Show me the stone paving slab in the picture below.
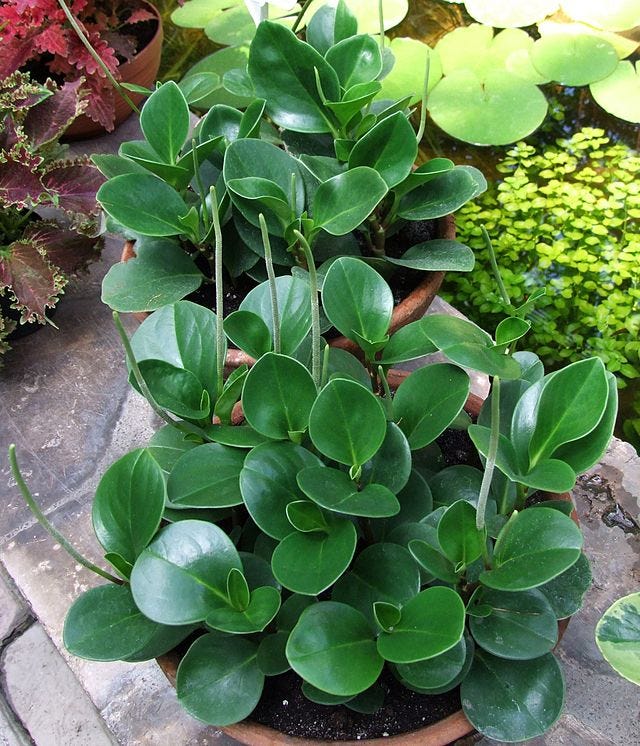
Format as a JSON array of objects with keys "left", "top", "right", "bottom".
[
  {"left": 0, "top": 570, "right": 30, "bottom": 647},
  {"left": 1, "top": 624, "right": 115, "bottom": 746}
]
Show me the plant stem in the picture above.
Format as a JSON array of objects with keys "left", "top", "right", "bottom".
[
  {"left": 320, "top": 342, "right": 330, "bottom": 387},
  {"left": 378, "top": 0, "right": 385, "bottom": 49},
  {"left": 476, "top": 376, "right": 501, "bottom": 531},
  {"left": 294, "top": 230, "right": 321, "bottom": 389},
  {"left": 368, "top": 216, "right": 386, "bottom": 257},
  {"left": 210, "top": 186, "right": 225, "bottom": 398},
  {"left": 56, "top": 0, "right": 140, "bottom": 115},
  {"left": 192, "top": 139, "right": 210, "bottom": 235},
  {"left": 481, "top": 225, "right": 511, "bottom": 308},
  {"left": 377, "top": 365, "right": 394, "bottom": 419},
  {"left": 259, "top": 213, "right": 281, "bottom": 354},
  {"left": 8, "top": 445, "right": 121, "bottom": 584},
  {"left": 416, "top": 52, "right": 431, "bottom": 144},
  {"left": 292, "top": 0, "right": 314, "bottom": 32}
]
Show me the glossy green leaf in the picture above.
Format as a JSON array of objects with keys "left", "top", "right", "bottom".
[
  {"left": 256, "top": 631, "right": 290, "bottom": 676},
  {"left": 272, "top": 516, "right": 357, "bottom": 595},
  {"left": 97, "top": 174, "right": 195, "bottom": 238},
  {"left": 408, "top": 539, "right": 459, "bottom": 584},
  {"left": 325, "top": 81, "right": 382, "bottom": 126},
  {"left": 92, "top": 153, "right": 149, "bottom": 178},
  {"left": 198, "top": 103, "right": 243, "bottom": 143},
  {"left": 140, "top": 82, "right": 190, "bottom": 164},
  {"left": 429, "top": 465, "right": 483, "bottom": 509},
  {"left": 240, "top": 442, "right": 323, "bottom": 539},
  {"left": 495, "top": 317, "right": 531, "bottom": 348},
  {"left": 385, "top": 239, "right": 475, "bottom": 272},
  {"left": 205, "top": 424, "right": 271, "bottom": 449},
  {"left": 183, "top": 45, "right": 252, "bottom": 109},
  {"left": 531, "top": 34, "right": 618, "bottom": 86},
  {"left": 92, "top": 449, "right": 165, "bottom": 565},
  {"left": 147, "top": 425, "right": 198, "bottom": 476},
  {"left": 384, "top": 470, "right": 433, "bottom": 533},
  {"left": 227, "top": 177, "right": 291, "bottom": 221},
  {"left": 277, "top": 594, "right": 318, "bottom": 632},
  {"left": 398, "top": 166, "right": 487, "bottom": 220},
  {"left": 309, "top": 378, "right": 387, "bottom": 466},
  {"left": 286, "top": 501, "right": 329, "bottom": 533},
  {"left": 241, "top": 276, "right": 312, "bottom": 356},
  {"left": 421, "top": 313, "right": 493, "bottom": 348},
  {"left": 178, "top": 72, "right": 221, "bottom": 106},
  {"left": 348, "top": 113, "right": 417, "bottom": 188},
  {"left": 64, "top": 584, "right": 159, "bottom": 661},
  {"left": 302, "top": 0, "right": 408, "bottom": 35},
  {"left": 302, "top": 683, "right": 354, "bottom": 705},
  {"left": 242, "top": 353, "right": 317, "bottom": 440},
  {"left": 101, "top": 239, "right": 202, "bottom": 313},
  {"left": 373, "top": 602, "right": 402, "bottom": 632},
  {"left": 225, "top": 311, "right": 272, "bottom": 359},
  {"left": 538, "top": 552, "right": 592, "bottom": 619},
  {"left": 397, "top": 158, "right": 455, "bottom": 196},
  {"left": 595, "top": 592, "right": 640, "bottom": 685},
  {"left": 480, "top": 508, "right": 583, "bottom": 592},
  {"left": 331, "top": 543, "right": 420, "bottom": 627},
  {"left": 461, "top": 651, "right": 564, "bottom": 741},
  {"left": 167, "top": 443, "right": 245, "bottom": 508},
  {"left": 442, "top": 342, "right": 522, "bottom": 379},
  {"left": 248, "top": 22, "right": 340, "bottom": 133},
  {"left": 130, "top": 520, "right": 242, "bottom": 624},
  {"left": 297, "top": 466, "right": 400, "bottom": 517},
  {"left": 378, "top": 320, "right": 437, "bottom": 365},
  {"left": 122, "top": 623, "right": 197, "bottom": 663},
  {"left": 437, "top": 500, "right": 484, "bottom": 566},
  {"left": 116, "top": 140, "right": 192, "bottom": 188},
  {"left": 326, "top": 34, "right": 382, "bottom": 88},
  {"left": 306, "top": 0, "right": 358, "bottom": 55},
  {"left": 393, "top": 364, "right": 470, "bottom": 449},
  {"left": 325, "top": 347, "right": 373, "bottom": 389},
  {"left": 396, "top": 637, "right": 467, "bottom": 691},
  {"left": 470, "top": 588, "right": 558, "bottom": 660},
  {"left": 321, "top": 257, "right": 393, "bottom": 350},
  {"left": 206, "top": 586, "right": 281, "bottom": 634},
  {"left": 360, "top": 422, "right": 412, "bottom": 494},
  {"left": 313, "top": 167, "right": 388, "bottom": 235},
  {"left": 213, "top": 366, "right": 248, "bottom": 425},
  {"left": 138, "top": 360, "right": 209, "bottom": 420},
  {"left": 377, "top": 587, "right": 465, "bottom": 663},
  {"left": 286, "top": 602, "right": 383, "bottom": 695},
  {"left": 177, "top": 633, "right": 263, "bottom": 726}
]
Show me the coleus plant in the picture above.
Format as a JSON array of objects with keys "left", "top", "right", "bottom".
[
  {"left": 0, "top": 0, "right": 157, "bottom": 130},
  {"left": 95, "top": 0, "right": 485, "bottom": 315},
  {"left": 10, "top": 236, "right": 616, "bottom": 741},
  {"left": 0, "top": 72, "right": 104, "bottom": 354}
]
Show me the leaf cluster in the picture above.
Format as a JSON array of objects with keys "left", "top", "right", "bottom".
[{"left": 63, "top": 257, "right": 615, "bottom": 742}]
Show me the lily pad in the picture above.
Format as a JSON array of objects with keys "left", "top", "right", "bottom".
[
  {"left": 560, "top": 0, "right": 640, "bottom": 32},
  {"left": 537, "top": 20, "right": 639, "bottom": 60},
  {"left": 464, "top": 0, "right": 559, "bottom": 28},
  {"left": 301, "top": 0, "right": 409, "bottom": 34},
  {"left": 531, "top": 34, "right": 618, "bottom": 86},
  {"left": 590, "top": 61, "right": 640, "bottom": 123},
  {"left": 428, "top": 69, "right": 548, "bottom": 146},
  {"left": 377, "top": 37, "right": 442, "bottom": 105}
]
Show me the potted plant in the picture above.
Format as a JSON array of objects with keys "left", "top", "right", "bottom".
[
  {"left": 10, "top": 223, "right": 616, "bottom": 741},
  {"left": 94, "top": 0, "right": 485, "bottom": 354},
  {"left": 0, "top": 71, "right": 105, "bottom": 358},
  {"left": 0, "top": 0, "right": 163, "bottom": 138}
]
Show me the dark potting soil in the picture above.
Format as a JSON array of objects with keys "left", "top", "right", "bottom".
[{"left": 250, "top": 668, "right": 461, "bottom": 741}]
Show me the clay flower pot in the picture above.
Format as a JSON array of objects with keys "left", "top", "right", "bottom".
[
  {"left": 121, "top": 214, "right": 455, "bottom": 369},
  {"left": 64, "top": 1, "right": 163, "bottom": 140},
  {"left": 154, "top": 386, "right": 576, "bottom": 746}
]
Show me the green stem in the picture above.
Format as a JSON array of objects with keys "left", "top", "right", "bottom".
[
  {"left": 259, "top": 213, "right": 281, "bottom": 354},
  {"left": 192, "top": 139, "right": 210, "bottom": 235},
  {"left": 210, "top": 187, "right": 225, "bottom": 398},
  {"left": 8, "top": 445, "right": 121, "bottom": 584},
  {"left": 378, "top": 0, "right": 385, "bottom": 49},
  {"left": 320, "top": 342, "right": 330, "bottom": 388},
  {"left": 294, "top": 230, "right": 321, "bottom": 389},
  {"left": 481, "top": 225, "right": 511, "bottom": 308},
  {"left": 476, "top": 376, "right": 501, "bottom": 531},
  {"left": 56, "top": 0, "right": 140, "bottom": 115},
  {"left": 377, "top": 366, "right": 394, "bottom": 419},
  {"left": 292, "top": 0, "right": 315, "bottom": 32},
  {"left": 415, "top": 52, "right": 431, "bottom": 144}
]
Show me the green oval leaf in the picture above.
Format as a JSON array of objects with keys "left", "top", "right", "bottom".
[
  {"left": 286, "top": 602, "right": 383, "bottom": 696},
  {"left": 360, "top": 421, "right": 412, "bottom": 494},
  {"left": 531, "top": 34, "right": 618, "bottom": 86},
  {"left": 385, "top": 239, "right": 475, "bottom": 272},
  {"left": 590, "top": 61, "right": 640, "bottom": 124},
  {"left": 538, "top": 552, "right": 592, "bottom": 619},
  {"left": 167, "top": 443, "right": 245, "bottom": 508},
  {"left": 313, "top": 167, "right": 388, "bottom": 235},
  {"left": 596, "top": 592, "right": 640, "bottom": 685},
  {"left": 326, "top": 34, "right": 383, "bottom": 89},
  {"left": 205, "top": 586, "right": 281, "bottom": 634},
  {"left": 398, "top": 166, "right": 487, "bottom": 220},
  {"left": 140, "top": 81, "right": 190, "bottom": 164},
  {"left": 437, "top": 499, "right": 485, "bottom": 566},
  {"left": 396, "top": 637, "right": 467, "bottom": 691}
]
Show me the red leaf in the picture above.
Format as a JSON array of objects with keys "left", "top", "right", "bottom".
[
  {"left": 0, "top": 36, "right": 36, "bottom": 79},
  {"left": 0, "top": 240, "right": 62, "bottom": 322},
  {"left": 126, "top": 8, "right": 155, "bottom": 24},
  {"left": 35, "top": 26, "right": 70, "bottom": 56},
  {"left": 42, "top": 161, "right": 104, "bottom": 215},
  {"left": 23, "top": 222, "right": 101, "bottom": 275},
  {"left": 0, "top": 115, "right": 21, "bottom": 151},
  {"left": 23, "top": 79, "right": 88, "bottom": 147},
  {"left": 0, "top": 156, "right": 45, "bottom": 208},
  {"left": 80, "top": 76, "right": 116, "bottom": 130}
]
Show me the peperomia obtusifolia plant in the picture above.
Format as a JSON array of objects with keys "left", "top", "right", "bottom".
[
  {"left": 95, "top": 0, "right": 485, "bottom": 315},
  {"left": 10, "top": 223, "right": 617, "bottom": 742}
]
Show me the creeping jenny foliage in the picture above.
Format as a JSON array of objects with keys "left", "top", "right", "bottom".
[{"left": 444, "top": 128, "right": 640, "bottom": 438}]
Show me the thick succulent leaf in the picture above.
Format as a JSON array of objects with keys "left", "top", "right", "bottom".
[
  {"left": 206, "top": 586, "right": 281, "bottom": 634},
  {"left": 360, "top": 422, "right": 412, "bottom": 494},
  {"left": 398, "top": 166, "right": 487, "bottom": 220},
  {"left": 326, "top": 34, "right": 383, "bottom": 88},
  {"left": 385, "top": 239, "right": 475, "bottom": 272},
  {"left": 177, "top": 633, "right": 264, "bottom": 726},
  {"left": 595, "top": 592, "right": 640, "bottom": 685},
  {"left": 92, "top": 448, "right": 165, "bottom": 565},
  {"left": 437, "top": 499, "right": 485, "bottom": 567},
  {"left": 306, "top": 1, "right": 358, "bottom": 55},
  {"left": 140, "top": 81, "right": 190, "bottom": 164},
  {"left": 461, "top": 651, "right": 564, "bottom": 741},
  {"left": 396, "top": 637, "right": 467, "bottom": 691},
  {"left": 286, "top": 602, "right": 383, "bottom": 695},
  {"left": 167, "top": 443, "right": 245, "bottom": 508},
  {"left": 538, "top": 552, "right": 592, "bottom": 619},
  {"left": 130, "top": 520, "right": 242, "bottom": 624}
]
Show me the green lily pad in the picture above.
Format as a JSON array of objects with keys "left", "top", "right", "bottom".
[
  {"left": 560, "top": 0, "right": 640, "bottom": 31},
  {"left": 590, "top": 61, "right": 640, "bottom": 123},
  {"left": 531, "top": 34, "right": 618, "bottom": 86},
  {"left": 377, "top": 37, "right": 442, "bottom": 105},
  {"left": 464, "top": 0, "right": 559, "bottom": 28},
  {"left": 428, "top": 68, "right": 548, "bottom": 146}
]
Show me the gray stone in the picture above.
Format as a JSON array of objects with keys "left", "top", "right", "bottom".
[
  {"left": 0, "top": 692, "right": 31, "bottom": 746},
  {"left": 0, "top": 570, "right": 30, "bottom": 645},
  {"left": 1, "top": 624, "right": 115, "bottom": 746}
]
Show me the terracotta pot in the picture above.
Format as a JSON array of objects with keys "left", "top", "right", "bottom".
[
  {"left": 121, "top": 214, "right": 454, "bottom": 368},
  {"left": 63, "top": 1, "right": 163, "bottom": 140},
  {"left": 155, "top": 386, "right": 577, "bottom": 746}
]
